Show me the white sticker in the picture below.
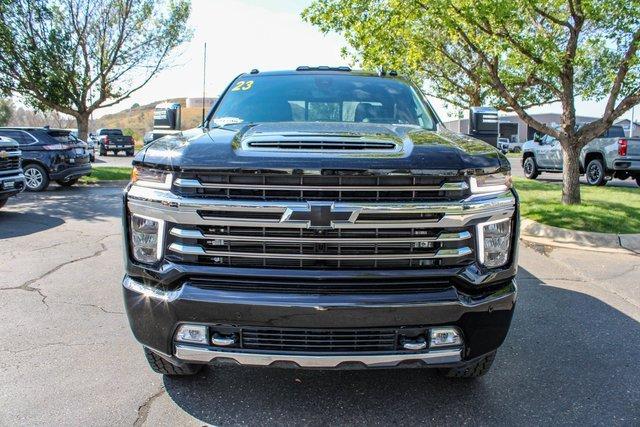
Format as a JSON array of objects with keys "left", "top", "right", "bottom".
[{"left": 213, "top": 117, "right": 244, "bottom": 126}]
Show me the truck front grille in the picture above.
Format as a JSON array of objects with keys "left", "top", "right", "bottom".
[
  {"left": 0, "top": 157, "right": 20, "bottom": 173},
  {"left": 166, "top": 224, "right": 474, "bottom": 269},
  {"left": 173, "top": 171, "right": 470, "bottom": 202},
  {"left": 240, "top": 327, "right": 400, "bottom": 352}
]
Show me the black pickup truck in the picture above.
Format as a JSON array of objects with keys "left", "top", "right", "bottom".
[
  {"left": 94, "top": 128, "right": 135, "bottom": 156},
  {"left": 122, "top": 68, "right": 518, "bottom": 378}
]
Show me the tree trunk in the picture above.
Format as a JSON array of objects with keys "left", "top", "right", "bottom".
[
  {"left": 76, "top": 114, "right": 90, "bottom": 142},
  {"left": 561, "top": 142, "right": 582, "bottom": 205}
]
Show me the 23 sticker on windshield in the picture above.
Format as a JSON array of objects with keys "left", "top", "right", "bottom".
[{"left": 231, "top": 80, "right": 254, "bottom": 91}]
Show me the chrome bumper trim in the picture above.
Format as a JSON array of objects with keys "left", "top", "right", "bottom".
[{"left": 174, "top": 344, "right": 462, "bottom": 367}]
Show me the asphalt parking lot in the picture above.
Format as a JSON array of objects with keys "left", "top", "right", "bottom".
[{"left": 1, "top": 185, "right": 638, "bottom": 425}]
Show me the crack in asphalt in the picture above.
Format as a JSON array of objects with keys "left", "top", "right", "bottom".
[
  {"left": 134, "top": 388, "right": 165, "bottom": 427},
  {"left": 60, "top": 301, "right": 125, "bottom": 315},
  {"left": 0, "top": 242, "right": 108, "bottom": 308}
]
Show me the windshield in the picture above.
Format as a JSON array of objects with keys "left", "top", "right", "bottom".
[{"left": 211, "top": 74, "right": 437, "bottom": 129}]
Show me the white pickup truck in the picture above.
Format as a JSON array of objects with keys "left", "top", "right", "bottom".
[{"left": 522, "top": 125, "right": 640, "bottom": 186}]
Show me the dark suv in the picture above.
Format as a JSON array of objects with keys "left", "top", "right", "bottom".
[{"left": 0, "top": 127, "right": 92, "bottom": 191}]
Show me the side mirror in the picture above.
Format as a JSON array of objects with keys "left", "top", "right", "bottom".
[{"left": 533, "top": 133, "right": 542, "bottom": 143}]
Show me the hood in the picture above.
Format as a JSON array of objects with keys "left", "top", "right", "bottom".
[
  {"left": 136, "top": 122, "right": 509, "bottom": 175},
  {"left": 0, "top": 137, "right": 19, "bottom": 149}
]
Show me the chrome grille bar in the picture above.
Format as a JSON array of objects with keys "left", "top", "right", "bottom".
[
  {"left": 174, "top": 178, "right": 469, "bottom": 192},
  {"left": 168, "top": 242, "right": 472, "bottom": 260},
  {"left": 170, "top": 227, "right": 471, "bottom": 244}
]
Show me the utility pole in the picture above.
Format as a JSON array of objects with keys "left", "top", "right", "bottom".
[{"left": 201, "top": 42, "right": 207, "bottom": 125}]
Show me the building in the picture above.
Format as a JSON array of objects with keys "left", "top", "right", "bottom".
[
  {"left": 185, "top": 97, "right": 217, "bottom": 109},
  {"left": 444, "top": 113, "right": 600, "bottom": 142},
  {"left": 613, "top": 119, "right": 640, "bottom": 137}
]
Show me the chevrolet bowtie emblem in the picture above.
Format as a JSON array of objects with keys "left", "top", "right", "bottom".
[
  {"left": 282, "top": 203, "right": 359, "bottom": 229},
  {"left": 0, "top": 151, "right": 7, "bottom": 159}
]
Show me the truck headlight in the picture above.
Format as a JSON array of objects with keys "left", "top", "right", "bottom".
[
  {"left": 477, "top": 218, "right": 511, "bottom": 268},
  {"left": 131, "top": 166, "right": 173, "bottom": 190},
  {"left": 469, "top": 172, "right": 512, "bottom": 194},
  {"left": 130, "top": 214, "right": 164, "bottom": 264}
]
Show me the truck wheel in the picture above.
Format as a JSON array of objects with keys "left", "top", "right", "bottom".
[
  {"left": 0, "top": 199, "right": 7, "bottom": 209},
  {"left": 441, "top": 351, "right": 496, "bottom": 378},
  {"left": 99, "top": 147, "right": 107, "bottom": 156},
  {"left": 143, "top": 347, "right": 202, "bottom": 376},
  {"left": 586, "top": 159, "right": 606, "bottom": 186},
  {"left": 126, "top": 150, "right": 134, "bottom": 157},
  {"left": 56, "top": 178, "right": 79, "bottom": 187},
  {"left": 635, "top": 177, "right": 640, "bottom": 187},
  {"left": 23, "top": 164, "right": 50, "bottom": 192},
  {"left": 523, "top": 157, "right": 539, "bottom": 179}
]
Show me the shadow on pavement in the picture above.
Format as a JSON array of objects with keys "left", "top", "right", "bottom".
[
  {"left": 0, "top": 211, "right": 65, "bottom": 238},
  {"left": 163, "top": 267, "right": 640, "bottom": 425},
  {"left": 0, "top": 186, "right": 122, "bottom": 238}
]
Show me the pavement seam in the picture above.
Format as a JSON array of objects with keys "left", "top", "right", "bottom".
[
  {"left": 0, "top": 341, "right": 111, "bottom": 354},
  {"left": 134, "top": 387, "right": 165, "bottom": 427}
]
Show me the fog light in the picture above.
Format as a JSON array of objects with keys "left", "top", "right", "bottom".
[
  {"left": 430, "top": 327, "right": 462, "bottom": 348},
  {"left": 477, "top": 218, "right": 512, "bottom": 268},
  {"left": 130, "top": 214, "right": 164, "bottom": 264},
  {"left": 175, "top": 324, "right": 208, "bottom": 344}
]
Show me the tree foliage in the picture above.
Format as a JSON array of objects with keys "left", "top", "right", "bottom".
[
  {"left": 305, "top": 0, "right": 640, "bottom": 204},
  {"left": 0, "top": 0, "right": 192, "bottom": 140},
  {"left": 0, "top": 99, "right": 11, "bottom": 126}
]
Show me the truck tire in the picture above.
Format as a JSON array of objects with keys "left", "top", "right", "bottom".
[
  {"left": 56, "top": 178, "right": 79, "bottom": 187},
  {"left": 143, "top": 347, "right": 202, "bottom": 376},
  {"left": 126, "top": 150, "right": 134, "bottom": 157},
  {"left": 635, "top": 176, "right": 640, "bottom": 187},
  {"left": 23, "top": 164, "right": 50, "bottom": 192},
  {"left": 0, "top": 199, "right": 7, "bottom": 209},
  {"left": 586, "top": 158, "right": 606, "bottom": 186},
  {"left": 441, "top": 351, "right": 496, "bottom": 378},
  {"left": 523, "top": 157, "right": 539, "bottom": 179},
  {"left": 99, "top": 146, "right": 107, "bottom": 156}
]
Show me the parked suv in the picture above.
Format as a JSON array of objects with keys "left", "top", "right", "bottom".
[
  {"left": 522, "top": 125, "right": 640, "bottom": 186},
  {"left": 0, "top": 127, "right": 92, "bottom": 191},
  {"left": 122, "top": 68, "right": 518, "bottom": 379},
  {"left": 0, "top": 136, "right": 26, "bottom": 209}
]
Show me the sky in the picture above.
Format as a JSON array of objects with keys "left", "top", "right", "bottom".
[{"left": 97, "top": 0, "right": 637, "bottom": 124}]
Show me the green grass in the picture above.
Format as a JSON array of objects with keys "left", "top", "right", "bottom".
[
  {"left": 514, "top": 177, "right": 640, "bottom": 234},
  {"left": 80, "top": 167, "right": 132, "bottom": 183},
  {"left": 505, "top": 152, "right": 522, "bottom": 158}
]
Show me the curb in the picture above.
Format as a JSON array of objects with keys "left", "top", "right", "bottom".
[
  {"left": 78, "top": 180, "right": 130, "bottom": 188},
  {"left": 520, "top": 218, "right": 640, "bottom": 255}
]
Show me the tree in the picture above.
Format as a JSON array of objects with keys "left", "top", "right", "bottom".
[
  {"left": 305, "top": 0, "right": 640, "bottom": 204},
  {"left": 0, "top": 0, "right": 192, "bottom": 141},
  {"left": 0, "top": 99, "right": 11, "bottom": 126}
]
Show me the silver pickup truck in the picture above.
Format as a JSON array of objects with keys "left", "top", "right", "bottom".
[{"left": 522, "top": 125, "right": 640, "bottom": 186}]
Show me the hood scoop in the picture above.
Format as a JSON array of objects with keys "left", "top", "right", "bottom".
[
  {"left": 244, "top": 136, "right": 398, "bottom": 152},
  {"left": 238, "top": 122, "right": 403, "bottom": 153}
]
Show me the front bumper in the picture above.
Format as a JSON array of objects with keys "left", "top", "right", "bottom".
[
  {"left": 0, "top": 172, "right": 26, "bottom": 198},
  {"left": 123, "top": 275, "right": 516, "bottom": 368}
]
